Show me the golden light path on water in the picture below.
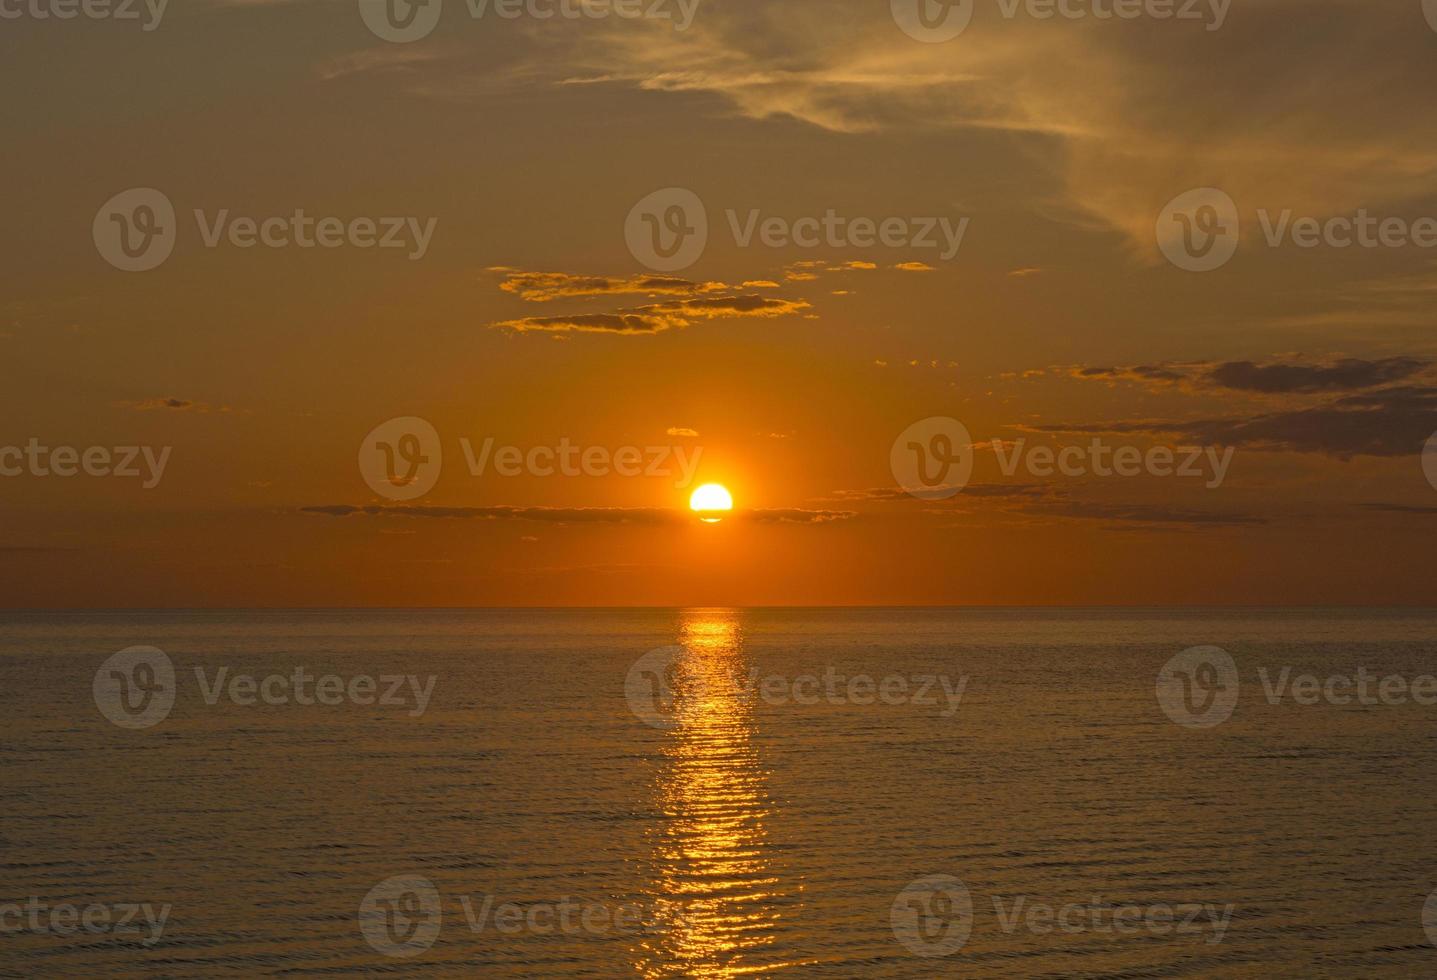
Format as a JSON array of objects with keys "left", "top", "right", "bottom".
[{"left": 634, "top": 611, "right": 808, "bottom": 977}]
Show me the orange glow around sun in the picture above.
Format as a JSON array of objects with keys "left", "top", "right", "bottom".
[{"left": 689, "top": 484, "right": 734, "bottom": 523}]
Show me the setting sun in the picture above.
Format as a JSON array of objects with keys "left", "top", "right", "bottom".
[{"left": 689, "top": 483, "right": 734, "bottom": 523}]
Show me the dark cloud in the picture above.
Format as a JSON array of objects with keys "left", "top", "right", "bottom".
[
  {"left": 1069, "top": 365, "right": 1188, "bottom": 386},
  {"left": 1206, "top": 358, "right": 1427, "bottom": 394},
  {"left": 302, "top": 505, "right": 682, "bottom": 524},
  {"left": 491, "top": 268, "right": 730, "bottom": 303},
  {"left": 302, "top": 505, "right": 854, "bottom": 525},
  {"left": 749, "top": 508, "right": 856, "bottom": 524},
  {"left": 1064, "top": 357, "right": 1430, "bottom": 395},
  {"left": 1360, "top": 503, "right": 1437, "bottom": 516},
  {"left": 1033, "top": 386, "right": 1437, "bottom": 459},
  {"left": 116, "top": 397, "right": 233, "bottom": 413},
  {"left": 491, "top": 295, "right": 811, "bottom": 335},
  {"left": 828, "top": 483, "right": 1051, "bottom": 502},
  {"left": 1026, "top": 500, "right": 1268, "bottom": 529}
]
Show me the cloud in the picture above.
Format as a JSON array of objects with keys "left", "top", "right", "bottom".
[
  {"left": 1205, "top": 358, "right": 1428, "bottom": 394},
  {"left": 828, "top": 483, "right": 1050, "bottom": 502},
  {"left": 315, "top": 45, "right": 451, "bottom": 82},
  {"left": 1032, "top": 385, "right": 1437, "bottom": 458},
  {"left": 297, "top": 502, "right": 844, "bottom": 525},
  {"left": 490, "top": 294, "right": 811, "bottom": 334},
  {"left": 302, "top": 504, "right": 855, "bottom": 524},
  {"left": 116, "top": 397, "right": 233, "bottom": 413},
  {"left": 749, "top": 508, "right": 856, "bottom": 524},
  {"left": 893, "top": 261, "right": 935, "bottom": 272},
  {"left": 442, "top": 1, "right": 1437, "bottom": 255},
  {"left": 1065, "top": 357, "right": 1431, "bottom": 395},
  {"left": 1023, "top": 500, "right": 1268, "bottom": 529},
  {"left": 491, "top": 267, "right": 731, "bottom": 303},
  {"left": 1361, "top": 503, "right": 1437, "bottom": 515},
  {"left": 303, "top": 504, "right": 684, "bottom": 524},
  {"left": 829, "top": 483, "right": 1264, "bottom": 530},
  {"left": 1066, "top": 364, "right": 1201, "bottom": 389},
  {"left": 666, "top": 426, "right": 699, "bottom": 437}
]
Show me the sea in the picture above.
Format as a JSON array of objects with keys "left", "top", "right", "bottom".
[{"left": 3, "top": 607, "right": 1437, "bottom": 977}]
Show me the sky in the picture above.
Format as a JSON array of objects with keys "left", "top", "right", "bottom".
[{"left": 3, "top": 0, "right": 1437, "bottom": 606}]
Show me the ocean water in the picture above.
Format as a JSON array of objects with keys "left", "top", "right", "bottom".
[{"left": 3, "top": 607, "right": 1437, "bottom": 977}]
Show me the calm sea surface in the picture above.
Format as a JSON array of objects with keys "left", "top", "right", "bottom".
[{"left": 4, "top": 608, "right": 1437, "bottom": 977}]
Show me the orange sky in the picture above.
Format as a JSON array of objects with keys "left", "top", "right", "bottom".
[{"left": 3, "top": 0, "right": 1437, "bottom": 606}]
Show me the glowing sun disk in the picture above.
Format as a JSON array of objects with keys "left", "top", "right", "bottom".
[{"left": 689, "top": 483, "right": 734, "bottom": 523}]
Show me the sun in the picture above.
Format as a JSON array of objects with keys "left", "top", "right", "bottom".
[{"left": 689, "top": 483, "right": 734, "bottom": 523}]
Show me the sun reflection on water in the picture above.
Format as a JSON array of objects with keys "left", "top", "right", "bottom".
[{"left": 634, "top": 610, "right": 803, "bottom": 978}]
